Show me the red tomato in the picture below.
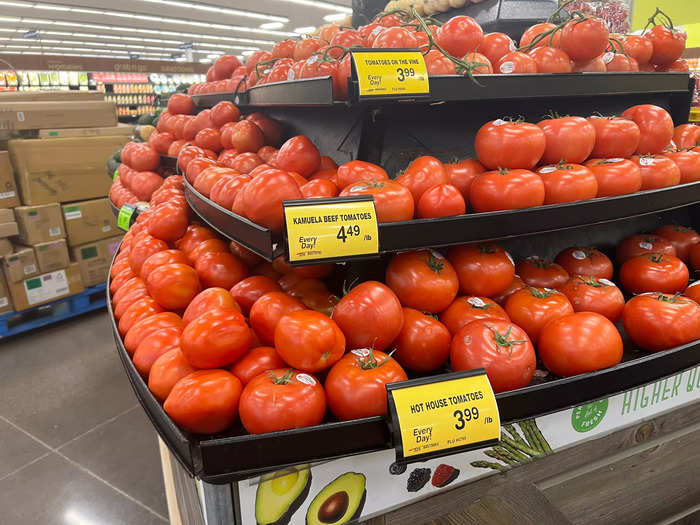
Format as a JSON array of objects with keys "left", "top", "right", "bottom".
[
  {"left": 274, "top": 310, "right": 345, "bottom": 372},
  {"left": 492, "top": 276, "right": 526, "bottom": 306},
  {"left": 537, "top": 117, "right": 595, "bottom": 164},
  {"left": 130, "top": 171, "right": 164, "bottom": 201},
  {"left": 187, "top": 238, "right": 229, "bottom": 264},
  {"left": 332, "top": 281, "right": 403, "bottom": 352},
  {"left": 167, "top": 93, "right": 195, "bottom": 115},
  {"left": 554, "top": 247, "right": 613, "bottom": 279},
  {"left": 516, "top": 257, "right": 569, "bottom": 289},
  {"left": 439, "top": 296, "right": 509, "bottom": 336},
  {"left": 469, "top": 168, "right": 545, "bottom": 212},
  {"left": 620, "top": 104, "right": 674, "bottom": 154},
  {"left": 527, "top": 46, "right": 572, "bottom": 73},
  {"left": 372, "top": 27, "right": 418, "bottom": 49},
  {"left": 616, "top": 233, "right": 677, "bottom": 263},
  {"left": 536, "top": 163, "right": 597, "bottom": 204},
  {"left": 655, "top": 59, "right": 690, "bottom": 72},
  {"left": 213, "top": 54, "right": 242, "bottom": 80},
  {"left": 148, "top": 349, "right": 197, "bottom": 402},
  {"left": 133, "top": 327, "right": 181, "bottom": 377},
  {"left": 128, "top": 234, "right": 169, "bottom": 276},
  {"left": 584, "top": 158, "right": 642, "bottom": 197},
  {"left": 147, "top": 202, "right": 188, "bottom": 243},
  {"left": 539, "top": 312, "right": 622, "bottom": 376},
  {"left": 209, "top": 174, "right": 251, "bottom": 210},
  {"left": 393, "top": 308, "right": 451, "bottom": 372},
  {"left": 673, "top": 124, "right": 700, "bottom": 149},
  {"left": 604, "top": 52, "right": 638, "bottom": 71},
  {"left": 182, "top": 288, "right": 238, "bottom": 326},
  {"left": 664, "top": 149, "right": 700, "bottom": 184},
  {"left": 505, "top": 287, "right": 574, "bottom": 343},
  {"left": 300, "top": 178, "right": 338, "bottom": 199},
  {"left": 228, "top": 153, "right": 263, "bottom": 174},
  {"left": 475, "top": 120, "right": 545, "bottom": 169},
  {"left": 325, "top": 349, "right": 407, "bottom": 421},
  {"left": 195, "top": 251, "right": 248, "bottom": 289},
  {"left": 495, "top": 51, "right": 538, "bottom": 74},
  {"left": 210, "top": 101, "right": 240, "bottom": 128},
  {"left": 275, "top": 136, "right": 320, "bottom": 178},
  {"left": 180, "top": 308, "right": 252, "bottom": 368},
  {"left": 587, "top": 116, "right": 640, "bottom": 158},
  {"left": 164, "top": 370, "right": 242, "bottom": 434},
  {"left": 437, "top": 16, "right": 483, "bottom": 57},
  {"left": 139, "top": 250, "right": 190, "bottom": 281},
  {"left": 645, "top": 24, "right": 687, "bottom": 66},
  {"left": 480, "top": 32, "right": 516, "bottom": 66},
  {"left": 631, "top": 154, "right": 680, "bottom": 190},
  {"left": 246, "top": 113, "right": 283, "bottom": 147},
  {"left": 230, "top": 276, "right": 282, "bottom": 315},
  {"left": 118, "top": 297, "right": 165, "bottom": 337},
  {"left": 520, "top": 22, "right": 560, "bottom": 49},
  {"left": 654, "top": 225, "right": 700, "bottom": 262},
  {"left": 335, "top": 160, "right": 388, "bottom": 189},
  {"left": 684, "top": 281, "right": 700, "bottom": 304},
  {"left": 559, "top": 276, "right": 625, "bottom": 321},
  {"left": 249, "top": 292, "right": 306, "bottom": 345},
  {"left": 184, "top": 156, "right": 218, "bottom": 185},
  {"left": 464, "top": 52, "right": 493, "bottom": 74},
  {"left": 148, "top": 131, "right": 175, "bottom": 155},
  {"left": 177, "top": 145, "right": 207, "bottom": 172},
  {"left": 450, "top": 319, "right": 535, "bottom": 393},
  {"left": 560, "top": 17, "right": 609, "bottom": 62},
  {"left": 447, "top": 243, "right": 515, "bottom": 297},
  {"left": 623, "top": 293, "right": 700, "bottom": 351},
  {"left": 689, "top": 243, "right": 700, "bottom": 270},
  {"left": 123, "top": 312, "right": 182, "bottom": 355},
  {"left": 445, "top": 158, "right": 485, "bottom": 200},
  {"left": 230, "top": 346, "right": 286, "bottom": 385},
  {"left": 417, "top": 184, "right": 466, "bottom": 218},
  {"left": 395, "top": 156, "right": 449, "bottom": 205},
  {"left": 619, "top": 253, "right": 689, "bottom": 294},
  {"left": 339, "top": 180, "right": 414, "bottom": 222},
  {"left": 238, "top": 170, "right": 303, "bottom": 232},
  {"left": 194, "top": 128, "right": 222, "bottom": 152},
  {"left": 272, "top": 39, "right": 296, "bottom": 59},
  {"left": 385, "top": 250, "right": 458, "bottom": 313},
  {"left": 572, "top": 55, "right": 607, "bottom": 72},
  {"left": 622, "top": 35, "right": 653, "bottom": 64},
  {"left": 146, "top": 263, "right": 201, "bottom": 311},
  {"left": 424, "top": 50, "right": 457, "bottom": 76},
  {"left": 228, "top": 120, "right": 265, "bottom": 153},
  {"left": 293, "top": 38, "right": 323, "bottom": 61},
  {"left": 245, "top": 50, "right": 273, "bottom": 73},
  {"left": 239, "top": 368, "right": 326, "bottom": 433}
]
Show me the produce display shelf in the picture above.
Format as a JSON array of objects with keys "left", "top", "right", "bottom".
[
  {"left": 185, "top": 178, "right": 700, "bottom": 262},
  {"left": 160, "top": 154, "right": 178, "bottom": 170}
]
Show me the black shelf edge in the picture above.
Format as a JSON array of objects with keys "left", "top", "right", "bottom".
[
  {"left": 160, "top": 154, "right": 178, "bottom": 170},
  {"left": 246, "top": 76, "right": 335, "bottom": 107},
  {"left": 190, "top": 91, "right": 247, "bottom": 109}
]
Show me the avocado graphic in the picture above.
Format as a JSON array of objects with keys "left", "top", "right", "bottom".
[
  {"left": 255, "top": 465, "right": 311, "bottom": 525},
  {"left": 306, "top": 472, "right": 366, "bottom": 525}
]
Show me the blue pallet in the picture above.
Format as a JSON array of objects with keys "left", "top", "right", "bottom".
[{"left": 0, "top": 283, "right": 107, "bottom": 339}]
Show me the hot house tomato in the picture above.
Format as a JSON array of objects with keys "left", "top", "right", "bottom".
[
  {"left": 475, "top": 120, "right": 546, "bottom": 169},
  {"left": 335, "top": 160, "right": 388, "bottom": 189},
  {"left": 445, "top": 158, "right": 485, "bottom": 200},
  {"left": 393, "top": 308, "right": 451, "bottom": 372},
  {"left": 559, "top": 276, "right": 625, "bottom": 322},
  {"left": 527, "top": 46, "right": 572, "bottom": 73},
  {"left": 587, "top": 116, "right": 640, "bottom": 158},
  {"left": 645, "top": 24, "right": 687, "bottom": 65},
  {"left": 664, "top": 149, "right": 700, "bottom": 184},
  {"left": 554, "top": 247, "right": 613, "bottom": 279},
  {"left": 623, "top": 293, "right": 700, "bottom": 351},
  {"left": 505, "top": 287, "right": 573, "bottom": 343},
  {"left": 274, "top": 310, "right": 345, "bottom": 372},
  {"left": 230, "top": 347, "right": 287, "bottom": 386},
  {"left": 537, "top": 163, "right": 598, "bottom": 204},
  {"left": 469, "top": 168, "right": 545, "bottom": 212},
  {"left": 620, "top": 104, "right": 674, "bottom": 154},
  {"left": 332, "top": 281, "right": 403, "bottom": 352},
  {"left": 538, "top": 312, "right": 622, "bottom": 377},
  {"left": 182, "top": 288, "right": 239, "bottom": 327},
  {"left": 537, "top": 117, "right": 595, "bottom": 164},
  {"left": 423, "top": 50, "right": 457, "bottom": 76},
  {"left": 450, "top": 319, "right": 535, "bottom": 393},
  {"left": 148, "top": 349, "right": 197, "bottom": 402},
  {"left": 439, "top": 296, "right": 509, "bottom": 336},
  {"left": 616, "top": 233, "right": 677, "bottom": 263},
  {"left": 249, "top": 292, "right": 306, "bottom": 345},
  {"left": 146, "top": 263, "right": 201, "bottom": 311},
  {"left": 395, "top": 156, "right": 449, "bottom": 205},
  {"left": 653, "top": 225, "right": 700, "bottom": 262},
  {"left": 622, "top": 34, "right": 653, "bottom": 64},
  {"left": 340, "top": 180, "right": 414, "bottom": 223},
  {"left": 436, "top": 15, "right": 483, "bottom": 57},
  {"left": 447, "top": 243, "right": 515, "bottom": 297},
  {"left": 164, "top": 370, "right": 242, "bottom": 434},
  {"left": 239, "top": 368, "right": 326, "bottom": 434},
  {"left": 516, "top": 257, "right": 569, "bottom": 289},
  {"left": 325, "top": 349, "right": 407, "bottom": 421},
  {"left": 230, "top": 276, "right": 282, "bottom": 315},
  {"left": 631, "top": 154, "right": 680, "bottom": 190},
  {"left": 417, "top": 184, "right": 466, "bottom": 218},
  {"left": 180, "top": 307, "right": 252, "bottom": 368},
  {"left": 584, "top": 158, "right": 642, "bottom": 197},
  {"left": 619, "top": 253, "right": 689, "bottom": 294},
  {"left": 560, "top": 17, "right": 609, "bottom": 62}
]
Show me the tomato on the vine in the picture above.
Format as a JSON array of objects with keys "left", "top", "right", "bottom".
[
  {"left": 520, "top": 23, "right": 560, "bottom": 49},
  {"left": 447, "top": 243, "right": 515, "bottom": 297},
  {"left": 495, "top": 52, "right": 538, "bottom": 74},
  {"left": 436, "top": 15, "right": 483, "bottom": 57},
  {"left": 439, "top": 296, "right": 510, "bottom": 336},
  {"left": 623, "top": 293, "right": 700, "bottom": 351},
  {"left": 555, "top": 247, "right": 613, "bottom": 279},
  {"left": 372, "top": 27, "right": 418, "bottom": 49},
  {"left": 274, "top": 310, "right": 345, "bottom": 372},
  {"left": 423, "top": 50, "right": 457, "bottom": 76},
  {"left": 619, "top": 253, "right": 689, "bottom": 294},
  {"left": 559, "top": 276, "right": 625, "bottom": 321},
  {"left": 393, "top": 308, "right": 451, "bottom": 372},
  {"left": 560, "top": 17, "right": 609, "bottom": 62},
  {"left": 475, "top": 120, "right": 546, "bottom": 169},
  {"left": 516, "top": 257, "right": 569, "bottom": 289},
  {"left": 645, "top": 24, "right": 687, "bottom": 65},
  {"left": 622, "top": 34, "right": 654, "bottom": 64},
  {"left": 505, "top": 287, "right": 574, "bottom": 343},
  {"left": 480, "top": 32, "right": 516, "bottom": 66},
  {"left": 527, "top": 46, "right": 572, "bottom": 73}
]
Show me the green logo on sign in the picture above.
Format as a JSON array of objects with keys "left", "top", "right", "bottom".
[{"left": 571, "top": 399, "right": 608, "bottom": 433}]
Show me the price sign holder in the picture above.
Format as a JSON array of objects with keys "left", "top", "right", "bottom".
[
  {"left": 283, "top": 196, "right": 379, "bottom": 266},
  {"left": 387, "top": 369, "right": 501, "bottom": 465},
  {"left": 350, "top": 48, "right": 430, "bottom": 101}
]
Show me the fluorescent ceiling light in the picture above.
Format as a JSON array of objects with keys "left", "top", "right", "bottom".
[
  {"left": 207, "top": 53, "right": 221, "bottom": 58},
  {"left": 275, "top": 0, "right": 351, "bottom": 13},
  {"left": 241, "top": 50, "right": 255, "bottom": 56},
  {"left": 323, "top": 13, "right": 347, "bottom": 22},
  {"left": 136, "top": 0, "right": 287, "bottom": 23},
  {"left": 260, "top": 22, "right": 284, "bottom": 29},
  {"left": 199, "top": 58, "right": 211, "bottom": 63},
  {"left": 294, "top": 26, "right": 315, "bottom": 34}
]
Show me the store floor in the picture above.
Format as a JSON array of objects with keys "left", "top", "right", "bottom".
[{"left": 0, "top": 310, "right": 168, "bottom": 524}]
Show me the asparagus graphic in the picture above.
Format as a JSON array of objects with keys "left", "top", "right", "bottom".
[{"left": 471, "top": 419, "right": 552, "bottom": 471}]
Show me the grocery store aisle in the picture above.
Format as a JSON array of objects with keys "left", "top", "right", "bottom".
[{"left": 0, "top": 310, "right": 168, "bottom": 524}]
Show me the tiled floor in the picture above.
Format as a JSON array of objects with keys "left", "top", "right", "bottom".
[{"left": 0, "top": 310, "right": 169, "bottom": 524}]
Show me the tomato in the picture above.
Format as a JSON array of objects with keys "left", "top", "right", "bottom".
[
  {"left": 505, "top": 287, "right": 573, "bottom": 343},
  {"left": 210, "top": 174, "right": 251, "bottom": 210},
  {"left": 113, "top": 285, "right": 150, "bottom": 319},
  {"left": 539, "top": 312, "right": 622, "bottom": 377},
  {"left": 450, "top": 319, "right": 535, "bottom": 393},
  {"left": 164, "top": 370, "right": 242, "bottom": 434},
  {"left": 584, "top": 158, "right": 642, "bottom": 197},
  {"left": 631, "top": 154, "right": 680, "bottom": 190},
  {"left": 213, "top": 54, "right": 242, "bottom": 80},
  {"left": 464, "top": 52, "right": 492, "bottom": 74},
  {"left": 673, "top": 124, "right": 700, "bottom": 149},
  {"left": 229, "top": 276, "right": 282, "bottom": 315},
  {"left": 300, "top": 178, "right": 338, "bottom": 199},
  {"left": 183, "top": 156, "right": 217, "bottom": 185},
  {"left": 416, "top": 184, "right": 466, "bottom": 218},
  {"left": 180, "top": 307, "right": 252, "bottom": 368},
  {"left": 616, "top": 233, "right": 677, "bottom": 263},
  {"left": 123, "top": 311, "right": 182, "bottom": 355},
  {"left": 229, "top": 347, "right": 284, "bottom": 386},
  {"left": 690, "top": 243, "right": 700, "bottom": 271},
  {"left": 554, "top": 247, "right": 613, "bottom": 279},
  {"left": 129, "top": 234, "right": 169, "bottom": 276},
  {"left": 293, "top": 38, "right": 323, "bottom": 61},
  {"left": 537, "top": 117, "right": 595, "bottom": 164},
  {"left": 480, "top": 32, "right": 516, "bottom": 66},
  {"left": 227, "top": 120, "right": 264, "bottom": 154},
  {"left": 559, "top": 276, "right": 625, "bottom": 321},
  {"left": 373, "top": 27, "right": 418, "bottom": 49},
  {"left": 146, "top": 263, "right": 201, "bottom": 311},
  {"left": 516, "top": 257, "right": 569, "bottom": 289},
  {"left": 130, "top": 171, "right": 164, "bottom": 202},
  {"left": 132, "top": 327, "right": 181, "bottom": 377},
  {"left": 332, "top": 281, "right": 403, "bottom": 351},
  {"left": 148, "top": 349, "right": 197, "bottom": 402},
  {"left": 619, "top": 253, "right": 688, "bottom": 294},
  {"left": 528, "top": 46, "right": 572, "bottom": 73},
  {"left": 587, "top": 116, "right": 640, "bottom": 158},
  {"left": 495, "top": 52, "right": 538, "bottom": 74},
  {"left": 395, "top": 156, "right": 449, "bottom": 205},
  {"left": 329, "top": 29, "right": 364, "bottom": 54},
  {"left": 520, "top": 23, "right": 560, "bottom": 49},
  {"left": 447, "top": 244, "right": 514, "bottom": 297},
  {"left": 423, "top": 50, "right": 457, "bottom": 76},
  {"left": 335, "top": 160, "right": 387, "bottom": 190},
  {"left": 194, "top": 128, "right": 222, "bottom": 152},
  {"left": 436, "top": 16, "right": 483, "bottom": 57},
  {"left": 684, "top": 281, "right": 700, "bottom": 304},
  {"left": 537, "top": 163, "right": 598, "bottom": 204},
  {"left": 339, "top": 179, "right": 414, "bottom": 222},
  {"left": 167, "top": 93, "right": 195, "bottom": 115},
  {"left": 439, "top": 296, "right": 509, "bottom": 336},
  {"left": 274, "top": 136, "right": 320, "bottom": 178},
  {"left": 239, "top": 368, "right": 325, "bottom": 433},
  {"left": 139, "top": 250, "right": 189, "bottom": 281},
  {"left": 148, "top": 131, "right": 175, "bottom": 155},
  {"left": 325, "top": 349, "right": 406, "bottom": 421},
  {"left": 623, "top": 293, "right": 700, "bottom": 351},
  {"left": 445, "top": 158, "right": 485, "bottom": 201},
  {"left": 249, "top": 292, "right": 306, "bottom": 345},
  {"left": 560, "top": 17, "right": 608, "bottom": 62},
  {"left": 210, "top": 100, "right": 240, "bottom": 128},
  {"left": 229, "top": 152, "right": 263, "bottom": 174},
  {"left": 469, "top": 168, "right": 545, "bottom": 212},
  {"left": 110, "top": 268, "right": 136, "bottom": 296},
  {"left": 390, "top": 308, "right": 451, "bottom": 373},
  {"left": 147, "top": 202, "right": 188, "bottom": 243},
  {"left": 385, "top": 250, "right": 458, "bottom": 313},
  {"left": 604, "top": 52, "right": 638, "bottom": 71},
  {"left": 656, "top": 59, "right": 690, "bottom": 72},
  {"left": 238, "top": 170, "right": 303, "bottom": 232},
  {"left": 194, "top": 251, "right": 248, "bottom": 289},
  {"left": 620, "top": 104, "right": 674, "bottom": 154},
  {"left": 182, "top": 288, "right": 238, "bottom": 327},
  {"left": 118, "top": 297, "right": 165, "bottom": 337},
  {"left": 572, "top": 55, "right": 607, "bottom": 72},
  {"left": 491, "top": 276, "right": 526, "bottom": 306},
  {"left": 654, "top": 225, "right": 700, "bottom": 262},
  {"left": 187, "top": 238, "right": 228, "bottom": 264},
  {"left": 246, "top": 113, "right": 282, "bottom": 147},
  {"left": 645, "top": 24, "right": 687, "bottom": 66},
  {"left": 664, "top": 149, "right": 700, "bottom": 184},
  {"left": 621, "top": 35, "right": 653, "bottom": 64},
  {"left": 475, "top": 120, "right": 545, "bottom": 170},
  {"left": 274, "top": 310, "right": 345, "bottom": 372}
]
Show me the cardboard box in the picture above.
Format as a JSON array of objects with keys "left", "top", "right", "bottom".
[
  {"left": 0, "top": 271, "right": 12, "bottom": 314},
  {"left": 62, "top": 198, "right": 118, "bottom": 246},
  {"left": 38, "top": 124, "right": 133, "bottom": 139},
  {"left": 7, "top": 262, "right": 84, "bottom": 311},
  {"left": 0, "top": 221, "right": 18, "bottom": 239},
  {"left": 71, "top": 235, "right": 122, "bottom": 287},
  {"left": 9, "top": 136, "right": 123, "bottom": 205},
  {"left": 0, "top": 101, "right": 117, "bottom": 131},
  {"left": 0, "top": 209, "right": 13, "bottom": 223},
  {"left": 0, "top": 151, "right": 20, "bottom": 208},
  {"left": 0, "top": 238, "right": 11, "bottom": 257},
  {"left": 0, "top": 91, "right": 104, "bottom": 102},
  {"left": 14, "top": 204, "right": 65, "bottom": 245},
  {"left": 32, "top": 239, "right": 70, "bottom": 273},
  {"left": 0, "top": 210, "right": 19, "bottom": 250},
  {"left": 2, "top": 247, "right": 38, "bottom": 283}
]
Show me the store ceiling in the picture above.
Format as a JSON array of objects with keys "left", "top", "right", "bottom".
[{"left": 0, "top": 0, "right": 352, "bottom": 63}]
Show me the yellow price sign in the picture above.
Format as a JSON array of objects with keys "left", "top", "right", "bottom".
[
  {"left": 387, "top": 370, "right": 501, "bottom": 463},
  {"left": 352, "top": 50, "right": 429, "bottom": 98},
  {"left": 283, "top": 197, "right": 379, "bottom": 264}
]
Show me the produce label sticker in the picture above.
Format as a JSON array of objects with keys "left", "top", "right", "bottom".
[
  {"left": 351, "top": 49, "right": 429, "bottom": 99},
  {"left": 117, "top": 204, "right": 136, "bottom": 231},
  {"left": 283, "top": 196, "right": 379, "bottom": 265},
  {"left": 387, "top": 369, "right": 501, "bottom": 464}
]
